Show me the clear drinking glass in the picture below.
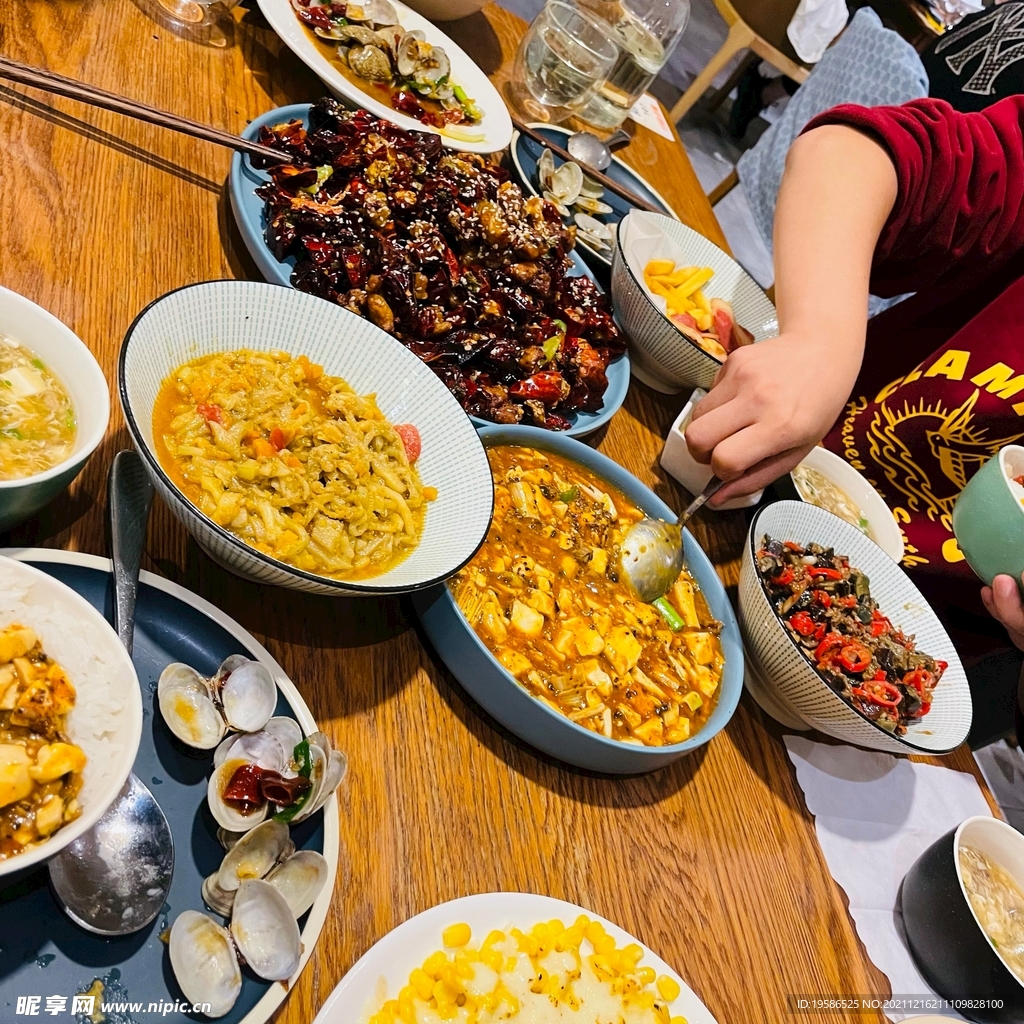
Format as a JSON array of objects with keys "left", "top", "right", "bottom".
[
  {"left": 511, "top": 1, "right": 620, "bottom": 122},
  {"left": 576, "top": 0, "right": 691, "bottom": 130}
]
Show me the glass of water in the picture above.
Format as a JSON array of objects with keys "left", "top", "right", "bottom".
[{"left": 512, "top": 2, "right": 620, "bottom": 122}]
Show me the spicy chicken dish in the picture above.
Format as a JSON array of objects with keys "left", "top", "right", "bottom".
[
  {"left": 450, "top": 446, "right": 724, "bottom": 746},
  {"left": 756, "top": 537, "right": 943, "bottom": 735},
  {"left": 153, "top": 348, "right": 435, "bottom": 581},
  {"left": 255, "top": 99, "right": 624, "bottom": 429},
  {"left": 0, "top": 623, "right": 86, "bottom": 860}
]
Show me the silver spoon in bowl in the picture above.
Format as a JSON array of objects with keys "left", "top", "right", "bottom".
[
  {"left": 618, "top": 476, "right": 726, "bottom": 605},
  {"left": 566, "top": 128, "right": 631, "bottom": 172},
  {"left": 48, "top": 451, "right": 174, "bottom": 935}
]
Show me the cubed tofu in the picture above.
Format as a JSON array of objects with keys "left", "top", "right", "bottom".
[
  {"left": 0, "top": 626, "right": 36, "bottom": 664},
  {"left": 498, "top": 649, "right": 533, "bottom": 679},
  {"left": 34, "top": 795, "right": 65, "bottom": 836},
  {"left": 670, "top": 580, "right": 700, "bottom": 627},
  {"left": 684, "top": 631, "right": 716, "bottom": 666},
  {"left": 695, "top": 665, "right": 719, "bottom": 697},
  {"left": 510, "top": 600, "right": 544, "bottom": 638},
  {"left": 0, "top": 664, "right": 17, "bottom": 710},
  {"left": 604, "top": 626, "right": 642, "bottom": 676},
  {"left": 573, "top": 628, "right": 605, "bottom": 658},
  {"left": 525, "top": 589, "right": 555, "bottom": 620},
  {"left": 633, "top": 717, "right": 664, "bottom": 745},
  {"left": 30, "top": 742, "right": 87, "bottom": 783},
  {"left": 0, "top": 744, "right": 33, "bottom": 808},
  {"left": 588, "top": 548, "right": 608, "bottom": 575}
]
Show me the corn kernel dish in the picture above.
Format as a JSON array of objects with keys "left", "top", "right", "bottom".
[
  {"left": 449, "top": 446, "right": 724, "bottom": 746},
  {"left": 0, "top": 622, "right": 86, "bottom": 860},
  {"left": 368, "top": 916, "right": 690, "bottom": 1024},
  {"left": 153, "top": 349, "right": 436, "bottom": 582}
]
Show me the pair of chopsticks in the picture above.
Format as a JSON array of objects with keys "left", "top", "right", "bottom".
[
  {"left": 0, "top": 55, "right": 294, "bottom": 165},
  {"left": 510, "top": 115, "right": 664, "bottom": 217}
]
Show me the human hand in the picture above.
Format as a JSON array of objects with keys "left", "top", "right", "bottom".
[
  {"left": 981, "top": 573, "right": 1024, "bottom": 651},
  {"left": 684, "top": 333, "right": 862, "bottom": 505}
]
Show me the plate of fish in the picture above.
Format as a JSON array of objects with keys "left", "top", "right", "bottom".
[
  {"left": 509, "top": 123, "right": 679, "bottom": 271},
  {"left": 0, "top": 548, "right": 342, "bottom": 1024},
  {"left": 228, "top": 99, "right": 631, "bottom": 437},
  {"left": 256, "top": 0, "right": 512, "bottom": 153}
]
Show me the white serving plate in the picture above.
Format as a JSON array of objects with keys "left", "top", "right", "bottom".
[
  {"left": 256, "top": 0, "right": 512, "bottom": 154},
  {"left": 313, "top": 892, "right": 719, "bottom": 1024}
]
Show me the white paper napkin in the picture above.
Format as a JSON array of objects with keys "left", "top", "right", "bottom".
[
  {"left": 787, "top": 0, "right": 849, "bottom": 63},
  {"left": 621, "top": 211, "right": 689, "bottom": 318},
  {"left": 784, "top": 735, "right": 993, "bottom": 1022}
]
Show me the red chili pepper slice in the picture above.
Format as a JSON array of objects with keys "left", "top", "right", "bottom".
[
  {"left": 839, "top": 596, "right": 858, "bottom": 608},
  {"left": 222, "top": 763, "right": 265, "bottom": 811},
  {"left": 813, "top": 623, "right": 827, "bottom": 641},
  {"left": 870, "top": 620, "right": 888, "bottom": 638},
  {"left": 789, "top": 611, "right": 816, "bottom": 637},
  {"left": 838, "top": 643, "right": 872, "bottom": 674},
  {"left": 808, "top": 566, "right": 843, "bottom": 580},
  {"left": 815, "top": 632, "right": 845, "bottom": 661},
  {"left": 852, "top": 679, "right": 902, "bottom": 708},
  {"left": 770, "top": 566, "right": 794, "bottom": 586},
  {"left": 873, "top": 669, "right": 888, "bottom": 681},
  {"left": 784, "top": 541, "right": 803, "bottom": 552},
  {"left": 911, "top": 701, "right": 932, "bottom": 718},
  {"left": 813, "top": 589, "right": 832, "bottom": 609},
  {"left": 197, "top": 403, "right": 223, "bottom": 426},
  {"left": 903, "top": 668, "right": 935, "bottom": 696}
]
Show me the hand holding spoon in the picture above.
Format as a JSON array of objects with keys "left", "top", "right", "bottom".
[
  {"left": 48, "top": 451, "right": 174, "bottom": 935},
  {"left": 618, "top": 477, "right": 725, "bottom": 605}
]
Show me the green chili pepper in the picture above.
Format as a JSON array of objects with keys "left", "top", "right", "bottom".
[
  {"left": 653, "top": 596, "right": 684, "bottom": 632},
  {"left": 542, "top": 335, "right": 562, "bottom": 363},
  {"left": 273, "top": 738, "right": 313, "bottom": 823},
  {"left": 559, "top": 485, "right": 577, "bottom": 503},
  {"left": 300, "top": 165, "right": 334, "bottom": 194}
]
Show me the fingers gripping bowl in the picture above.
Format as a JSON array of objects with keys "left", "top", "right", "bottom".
[
  {"left": 414, "top": 425, "right": 744, "bottom": 774},
  {"left": 0, "top": 556, "right": 142, "bottom": 882},
  {"left": 739, "top": 501, "right": 971, "bottom": 754},
  {"left": 118, "top": 280, "right": 494, "bottom": 596}
]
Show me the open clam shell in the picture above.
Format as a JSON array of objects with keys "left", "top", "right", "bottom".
[
  {"left": 551, "top": 161, "right": 583, "bottom": 205},
  {"left": 289, "top": 741, "right": 328, "bottom": 824},
  {"left": 220, "top": 660, "right": 277, "bottom": 734},
  {"left": 542, "top": 191, "right": 572, "bottom": 220},
  {"left": 263, "top": 716, "right": 303, "bottom": 757},
  {"left": 537, "top": 148, "right": 555, "bottom": 191},
  {"left": 228, "top": 730, "right": 287, "bottom": 772},
  {"left": 158, "top": 664, "right": 225, "bottom": 750},
  {"left": 202, "top": 874, "right": 237, "bottom": 917},
  {"left": 169, "top": 911, "right": 241, "bottom": 1019},
  {"left": 266, "top": 850, "right": 329, "bottom": 920},
  {"left": 574, "top": 195, "right": 614, "bottom": 216},
  {"left": 208, "top": 758, "right": 269, "bottom": 833},
  {"left": 581, "top": 176, "right": 605, "bottom": 198},
  {"left": 231, "top": 879, "right": 301, "bottom": 982},
  {"left": 217, "top": 819, "right": 294, "bottom": 894}
]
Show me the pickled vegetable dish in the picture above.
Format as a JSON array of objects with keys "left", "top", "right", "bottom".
[
  {"left": 791, "top": 464, "right": 870, "bottom": 537},
  {"left": 756, "top": 537, "right": 943, "bottom": 735},
  {"left": 0, "top": 623, "right": 86, "bottom": 860},
  {"left": 0, "top": 334, "right": 75, "bottom": 480},
  {"left": 153, "top": 349, "right": 435, "bottom": 581},
  {"left": 450, "top": 446, "right": 724, "bottom": 746}
]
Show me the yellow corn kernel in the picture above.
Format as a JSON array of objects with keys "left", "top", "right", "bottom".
[
  {"left": 482, "top": 929, "right": 507, "bottom": 949},
  {"left": 671, "top": 1017, "right": 690, "bottom": 1024},
  {"left": 592, "top": 932, "right": 616, "bottom": 955},
  {"left": 584, "top": 920, "right": 606, "bottom": 945},
  {"left": 637, "top": 966, "right": 656, "bottom": 985},
  {"left": 409, "top": 968, "right": 433, "bottom": 1001},
  {"left": 423, "top": 951, "right": 447, "bottom": 976},
  {"left": 658, "top": 975, "right": 682, "bottom": 1002},
  {"left": 623, "top": 943, "right": 644, "bottom": 964},
  {"left": 443, "top": 922, "right": 472, "bottom": 948}
]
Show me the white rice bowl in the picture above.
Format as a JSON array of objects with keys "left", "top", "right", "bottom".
[{"left": 0, "top": 555, "right": 142, "bottom": 879}]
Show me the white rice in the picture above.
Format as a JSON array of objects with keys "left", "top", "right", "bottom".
[{"left": 0, "top": 561, "right": 134, "bottom": 810}]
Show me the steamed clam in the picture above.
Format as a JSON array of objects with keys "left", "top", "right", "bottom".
[
  {"left": 158, "top": 656, "right": 276, "bottom": 750},
  {"left": 169, "top": 912, "right": 241, "bottom": 1019},
  {"left": 533, "top": 150, "right": 622, "bottom": 258}
]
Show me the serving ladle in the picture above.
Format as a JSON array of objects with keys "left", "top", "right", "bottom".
[
  {"left": 48, "top": 451, "right": 174, "bottom": 935},
  {"left": 618, "top": 476, "right": 725, "bottom": 605},
  {"left": 566, "top": 128, "right": 631, "bottom": 172}
]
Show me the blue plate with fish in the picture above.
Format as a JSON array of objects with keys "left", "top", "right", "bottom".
[
  {"left": 0, "top": 549, "right": 338, "bottom": 1024},
  {"left": 229, "top": 104, "right": 629, "bottom": 440}
]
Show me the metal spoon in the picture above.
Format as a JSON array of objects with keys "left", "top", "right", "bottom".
[
  {"left": 49, "top": 451, "right": 174, "bottom": 936},
  {"left": 618, "top": 476, "right": 726, "bottom": 604},
  {"left": 566, "top": 128, "right": 630, "bottom": 171}
]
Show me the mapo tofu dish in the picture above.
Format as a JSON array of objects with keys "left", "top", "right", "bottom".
[
  {"left": 0, "top": 623, "right": 86, "bottom": 860},
  {"left": 153, "top": 349, "right": 436, "bottom": 581},
  {"left": 450, "top": 446, "right": 724, "bottom": 746}
]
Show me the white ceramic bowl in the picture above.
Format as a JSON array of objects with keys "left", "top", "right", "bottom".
[
  {"left": 610, "top": 211, "right": 778, "bottom": 394},
  {"left": 739, "top": 500, "right": 972, "bottom": 754},
  {"left": 118, "top": 281, "right": 494, "bottom": 596},
  {"left": 791, "top": 446, "right": 904, "bottom": 563},
  {"left": 0, "top": 555, "right": 141, "bottom": 882},
  {"left": 311, "top": 892, "right": 720, "bottom": 1024},
  {"left": 0, "top": 287, "right": 110, "bottom": 531}
]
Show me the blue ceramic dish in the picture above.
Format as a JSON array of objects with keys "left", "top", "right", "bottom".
[
  {"left": 413, "top": 425, "right": 744, "bottom": 774},
  {"left": 508, "top": 123, "right": 678, "bottom": 273},
  {"left": 228, "top": 105, "right": 630, "bottom": 440}
]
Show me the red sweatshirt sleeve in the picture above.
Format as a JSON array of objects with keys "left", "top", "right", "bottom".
[{"left": 801, "top": 96, "right": 1024, "bottom": 297}]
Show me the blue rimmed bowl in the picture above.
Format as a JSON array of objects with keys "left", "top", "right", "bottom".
[
  {"left": 228, "top": 104, "right": 629, "bottom": 439},
  {"left": 413, "top": 425, "right": 744, "bottom": 774}
]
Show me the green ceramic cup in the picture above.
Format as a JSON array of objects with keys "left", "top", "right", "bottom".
[{"left": 952, "top": 444, "right": 1024, "bottom": 590}]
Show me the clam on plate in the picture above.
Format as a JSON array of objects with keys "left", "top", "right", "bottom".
[
  {"left": 0, "top": 549, "right": 338, "bottom": 1024},
  {"left": 312, "top": 892, "right": 720, "bottom": 1024},
  {"left": 510, "top": 123, "right": 679, "bottom": 272},
  {"left": 256, "top": 0, "right": 512, "bottom": 154},
  {"left": 229, "top": 103, "right": 630, "bottom": 439}
]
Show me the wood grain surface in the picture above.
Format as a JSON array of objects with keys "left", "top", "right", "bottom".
[{"left": 0, "top": 3, "right": 995, "bottom": 1023}]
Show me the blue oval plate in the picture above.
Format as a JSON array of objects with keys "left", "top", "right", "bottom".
[
  {"left": 0, "top": 549, "right": 338, "bottom": 1024},
  {"left": 229, "top": 104, "right": 629, "bottom": 439},
  {"left": 509, "top": 124, "right": 679, "bottom": 273}
]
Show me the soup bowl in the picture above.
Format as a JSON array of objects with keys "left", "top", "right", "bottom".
[
  {"left": 902, "top": 816, "right": 1024, "bottom": 1023},
  {"left": 413, "top": 425, "right": 744, "bottom": 774},
  {"left": 953, "top": 445, "right": 1024, "bottom": 592},
  {"left": 118, "top": 280, "right": 494, "bottom": 596},
  {"left": 0, "top": 287, "right": 110, "bottom": 531}
]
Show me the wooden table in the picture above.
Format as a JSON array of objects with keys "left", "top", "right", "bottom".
[{"left": 0, "top": 3, "right": 995, "bottom": 1022}]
